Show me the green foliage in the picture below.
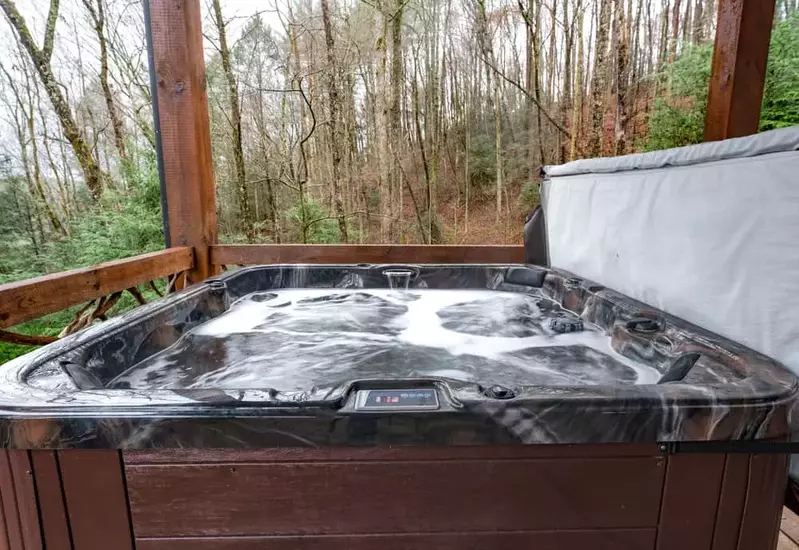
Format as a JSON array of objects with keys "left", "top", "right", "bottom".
[
  {"left": 647, "top": 15, "right": 799, "bottom": 150},
  {"left": 0, "top": 177, "right": 42, "bottom": 282},
  {"left": 284, "top": 198, "right": 342, "bottom": 243},
  {"left": 468, "top": 134, "right": 497, "bottom": 196},
  {"left": 645, "top": 45, "right": 712, "bottom": 151},
  {"left": 645, "top": 97, "right": 707, "bottom": 151},
  {"left": 517, "top": 180, "right": 541, "bottom": 210},
  {"left": 761, "top": 14, "right": 799, "bottom": 130},
  {"left": 0, "top": 146, "right": 165, "bottom": 364},
  {"left": 46, "top": 154, "right": 163, "bottom": 270}
]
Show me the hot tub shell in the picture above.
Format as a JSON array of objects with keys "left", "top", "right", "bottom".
[{"left": 0, "top": 264, "right": 795, "bottom": 549}]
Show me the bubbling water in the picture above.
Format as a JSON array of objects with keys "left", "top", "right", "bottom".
[{"left": 108, "top": 289, "right": 662, "bottom": 391}]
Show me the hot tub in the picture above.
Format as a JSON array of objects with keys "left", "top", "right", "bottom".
[{"left": 0, "top": 264, "right": 795, "bottom": 549}]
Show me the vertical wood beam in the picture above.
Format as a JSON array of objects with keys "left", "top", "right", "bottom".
[
  {"left": 704, "top": 0, "right": 777, "bottom": 141},
  {"left": 145, "top": 0, "right": 218, "bottom": 283}
]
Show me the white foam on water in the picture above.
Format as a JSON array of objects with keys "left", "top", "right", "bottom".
[{"left": 191, "top": 288, "right": 662, "bottom": 385}]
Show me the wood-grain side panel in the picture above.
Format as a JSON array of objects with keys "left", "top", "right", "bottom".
[
  {"left": 58, "top": 450, "right": 133, "bottom": 550},
  {"left": 656, "top": 453, "right": 726, "bottom": 550},
  {"left": 738, "top": 453, "right": 789, "bottom": 550},
  {"left": 127, "top": 457, "right": 665, "bottom": 537},
  {"left": 29, "top": 451, "right": 71, "bottom": 550},
  {"left": 135, "top": 529, "right": 657, "bottom": 550},
  {"left": 0, "top": 451, "right": 23, "bottom": 550},
  {"left": 124, "top": 443, "right": 661, "bottom": 464},
  {"left": 712, "top": 455, "right": 751, "bottom": 550},
  {"left": 7, "top": 452, "right": 40, "bottom": 550},
  {"left": 0, "top": 451, "right": 41, "bottom": 550}
]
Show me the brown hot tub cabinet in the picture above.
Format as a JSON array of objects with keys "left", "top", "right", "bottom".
[
  {"left": 0, "top": 446, "right": 788, "bottom": 549},
  {"left": 0, "top": 265, "right": 795, "bottom": 549}
]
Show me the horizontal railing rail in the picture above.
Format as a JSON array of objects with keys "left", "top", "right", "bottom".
[
  {"left": 0, "top": 247, "right": 194, "bottom": 331},
  {"left": 210, "top": 244, "right": 525, "bottom": 266}
]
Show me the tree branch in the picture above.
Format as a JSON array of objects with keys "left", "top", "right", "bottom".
[
  {"left": 0, "top": 330, "right": 58, "bottom": 346},
  {"left": 42, "top": 0, "right": 61, "bottom": 62},
  {"left": 0, "top": 0, "right": 43, "bottom": 59},
  {"left": 303, "top": 211, "right": 368, "bottom": 231},
  {"left": 479, "top": 53, "right": 586, "bottom": 157}
]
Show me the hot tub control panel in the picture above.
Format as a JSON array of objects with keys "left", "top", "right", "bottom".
[{"left": 354, "top": 389, "right": 439, "bottom": 411}]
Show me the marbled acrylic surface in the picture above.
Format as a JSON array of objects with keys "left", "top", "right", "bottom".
[{"left": 0, "top": 264, "right": 795, "bottom": 449}]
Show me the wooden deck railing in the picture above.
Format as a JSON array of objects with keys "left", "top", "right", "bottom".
[{"left": 0, "top": 248, "right": 194, "bottom": 345}]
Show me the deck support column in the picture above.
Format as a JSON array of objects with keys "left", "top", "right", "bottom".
[
  {"left": 145, "top": 0, "right": 217, "bottom": 283},
  {"left": 704, "top": 0, "right": 777, "bottom": 141}
]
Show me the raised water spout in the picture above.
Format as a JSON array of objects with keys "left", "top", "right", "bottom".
[{"left": 383, "top": 268, "right": 414, "bottom": 290}]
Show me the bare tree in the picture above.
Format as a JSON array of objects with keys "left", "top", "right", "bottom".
[
  {"left": 0, "top": 0, "right": 105, "bottom": 199},
  {"left": 0, "top": 56, "right": 65, "bottom": 236},
  {"left": 211, "top": 0, "right": 253, "bottom": 238},
  {"left": 82, "top": 0, "right": 127, "bottom": 160},
  {"left": 589, "top": 0, "right": 612, "bottom": 156},
  {"left": 320, "top": 0, "right": 348, "bottom": 242}
]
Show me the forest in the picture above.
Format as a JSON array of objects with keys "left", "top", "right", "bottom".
[{"left": 0, "top": 0, "right": 798, "bottom": 359}]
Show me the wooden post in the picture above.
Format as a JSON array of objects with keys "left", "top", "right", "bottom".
[
  {"left": 145, "top": 0, "right": 218, "bottom": 283},
  {"left": 704, "top": 0, "right": 777, "bottom": 142}
]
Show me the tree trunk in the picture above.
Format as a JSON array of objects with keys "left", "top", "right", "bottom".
[
  {"left": 613, "top": 0, "right": 629, "bottom": 155},
  {"left": 547, "top": 0, "right": 558, "bottom": 103},
  {"left": 287, "top": 2, "right": 309, "bottom": 243},
  {"left": 571, "top": 0, "right": 584, "bottom": 160},
  {"left": 561, "top": 0, "right": 573, "bottom": 163},
  {"left": 464, "top": 53, "right": 472, "bottom": 233},
  {"left": 82, "top": 0, "right": 127, "bottom": 160},
  {"left": 343, "top": 71, "right": 361, "bottom": 242},
  {"left": 659, "top": 0, "right": 671, "bottom": 70},
  {"left": 670, "top": 0, "right": 682, "bottom": 62},
  {"left": 389, "top": 0, "right": 404, "bottom": 242},
  {"left": 411, "top": 63, "right": 432, "bottom": 244},
  {"left": 25, "top": 85, "right": 64, "bottom": 236},
  {"left": 701, "top": 0, "right": 714, "bottom": 37},
  {"left": 533, "top": 0, "right": 545, "bottom": 165},
  {"left": 211, "top": 0, "right": 253, "bottom": 239},
  {"left": 682, "top": 0, "right": 693, "bottom": 44},
  {"left": 41, "top": 117, "right": 70, "bottom": 226},
  {"left": 255, "top": 72, "right": 280, "bottom": 243},
  {"left": 7, "top": 103, "right": 45, "bottom": 243},
  {"left": 693, "top": 0, "right": 705, "bottom": 43},
  {"left": 320, "top": 0, "right": 348, "bottom": 242},
  {"left": 629, "top": 0, "right": 643, "bottom": 141},
  {"left": 1, "top": 0, "right": 105, "bottom": 200},
  {"left": 524, "top": 0, "right": 537, "bottom": 170},
  {"left": 1, "top": 57, "right": 65, "bottom": 236},
  {"left": 476, "top": 0, "right": 504, "bottom": 218},
  {"left": 494, "top": 74, "right": 503, "bottom": 221},
  {"left": 376, "top": 4, "right": 391, "bottom": 241},
  {"left": 589, "top": 0, "right": 612, "bottom": 157}
]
